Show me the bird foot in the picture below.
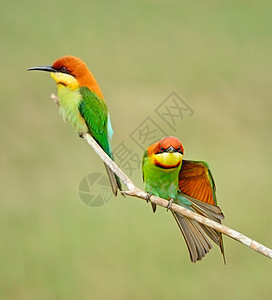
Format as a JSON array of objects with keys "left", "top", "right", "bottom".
[
  {"left": 78, "top": 133, "right": 84, "bottom": 139},
  {"left": 145, "top": 193, "right": 152, "bottom": 203},
  {"left": 166, "top": 198, "right": 174, "bottom": 211}
]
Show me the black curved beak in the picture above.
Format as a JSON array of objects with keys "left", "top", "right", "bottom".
[
  {"left": 165, "top": 146, "right": 175, "bottom": 153},
  {"left": 27, "top": 66, "right": 56, "bottom": 72}
]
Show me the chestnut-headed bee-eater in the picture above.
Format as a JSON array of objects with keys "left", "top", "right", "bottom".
[
  {"left": 142, "top": 136, "right": 225, "bottom": 263},
  {"left": 28, "top": 56, "right": 121, "bottom": 195}
]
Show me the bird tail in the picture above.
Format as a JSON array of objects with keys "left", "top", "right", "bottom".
[
  {"left": 173, "top": 195, "right": 225, "bottom": 263},
  {"left": 104, "top": 163, "right": 122, "bottom": 196}
]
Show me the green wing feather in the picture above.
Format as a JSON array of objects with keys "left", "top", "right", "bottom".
[
  {"left": 142, "top": 150, "right": 148, "bottom": 181},
  {"left": 78, "top": 87, "right": 122, "bottom": 195},
  {"left": 78, "top": 87, "right": 112, "bottom": 157}
]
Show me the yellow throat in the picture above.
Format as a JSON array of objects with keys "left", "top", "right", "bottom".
[
  {"left": 153, "top": 152, "right": 183, "bottom": 169},
  {"left": 50, "top": 72, "right": 79, "bottom": 90}
]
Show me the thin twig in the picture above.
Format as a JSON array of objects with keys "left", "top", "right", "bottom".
[{"left": 50, "top": 93, "right": 272, "bottom": 260}]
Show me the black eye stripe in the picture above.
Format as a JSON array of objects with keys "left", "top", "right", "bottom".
[
  {"left": 58, "top": 66, "right": 70, "bottom": 74},
  {"left": 155, "top": 147, "right": 183, "bottom": 154},
  {"left": 155, "top": 147, "right": 164, "bottom": 154}
]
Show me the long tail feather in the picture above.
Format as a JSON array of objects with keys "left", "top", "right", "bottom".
[
  {"left": 172, "top": 212, "right": 213, "bottom": 262},
  {"left": 104, "top": 163, "right": 122, "bottom": 196},
  {"left": 174, "top": 194, "right": 225, "bottom": 263},
  {"left": 189, "top": 197, "right": 225, "bottom": 263}
]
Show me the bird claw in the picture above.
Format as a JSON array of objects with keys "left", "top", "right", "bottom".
[
  {"left": 145, "top": 193, "right": 152, "bottom": 203},
  {"left": 166, "top": 198, "right": 174, "bottom": 211}
]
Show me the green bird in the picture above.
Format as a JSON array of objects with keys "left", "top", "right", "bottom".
[
  {"left": 28, "top": 55, "right": 121, "bottom": 195},
  {"left": 142, "top": 136, "right": 225, "bottom": 263}
]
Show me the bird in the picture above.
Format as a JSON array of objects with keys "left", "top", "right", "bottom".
[
  {"left": 142, "top": 136, "right": 225, "bottom": 263},
  {"left": 28, "top": 55, "right": 121, "bottom": 195}
]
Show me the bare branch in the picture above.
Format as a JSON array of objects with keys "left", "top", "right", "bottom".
[{"left": 50, "top": 93, "right": 272, "bottom": 260}]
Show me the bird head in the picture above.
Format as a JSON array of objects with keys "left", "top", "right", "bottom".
[
  {"left": 147, "top": 136, "right": 184, "bottom": 169},
  {"left": 28, "top": 55, "right": 104, "bottom": 99}
]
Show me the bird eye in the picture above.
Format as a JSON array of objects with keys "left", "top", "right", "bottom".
[
  {"left": 175, "top": 146, "right": 183, "bottom": 154},
  {"left": 177, "top": 147, "right": 183, "bottom": 154},
  {"left": 155, "top": 146, "right": 164, "bottom": 154},
  {"left": 60, "top": 66, "right": 69, "bottom": 74}
]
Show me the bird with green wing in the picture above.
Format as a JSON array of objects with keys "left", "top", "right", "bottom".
[
  {"left": 28, "top": 56, "right": 121, "bottom": 195},
  {"left": 142, "top": 136, "right": 225, "bottom": 263}
]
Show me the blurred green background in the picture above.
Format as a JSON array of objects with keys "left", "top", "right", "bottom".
[{"left": 1, "top": 0, "right": 271, "bottom": 299}]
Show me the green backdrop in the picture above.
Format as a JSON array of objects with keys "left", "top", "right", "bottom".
[{"left": 1, "top": 1, "right": 271, "bottom": 299}]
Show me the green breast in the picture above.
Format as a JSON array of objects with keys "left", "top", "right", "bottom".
[
  {"left": 143, "top": 155, "right": 180, "bottom": 199},
  {"left": 58, "top": 85, "right": 89, "bottom": 134}
]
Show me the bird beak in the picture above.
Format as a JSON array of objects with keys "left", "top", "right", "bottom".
[
  {"left": 165, "top": 146, "right": 175, "bottom": 153},
  {"left": 27, "top": 66, "right": 56, "bottom": 72}
]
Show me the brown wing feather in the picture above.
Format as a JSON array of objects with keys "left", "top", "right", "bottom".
[
  {"left": 179, "top": 160, "right": 216, "bottom": 205},
  {"left": 177, "top": 160, "right": 225, "bottom": 263}
]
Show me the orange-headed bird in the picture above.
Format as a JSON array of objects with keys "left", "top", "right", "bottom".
[
  {"left": 28, "top": 56, "right": 121, "bottom": 195},
  {"left": 142, "top": 136, "right": 225, "bottom": 263}
]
